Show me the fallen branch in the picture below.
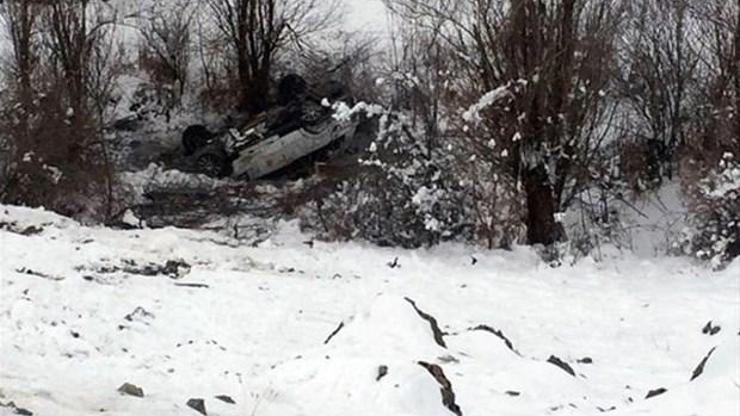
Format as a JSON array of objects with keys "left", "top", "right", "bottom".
[
  {"left": 174, "top": 282, "right": 210, "bottom": 289},
  {"left": 323, "top": 321, "right": 344, "bottom": 344},
  {"left": 470, "top": 324, "right": 521, "bottom": 355},
  {"left": 405, "top": 297, "right": 446, "bottom": 348},
  {"left": 418, "top": 361, "right": 463, "bottom": 416}
]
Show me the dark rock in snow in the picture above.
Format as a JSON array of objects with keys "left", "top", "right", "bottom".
[
  {"left": 0, "top": 401, "right": 34, "bottom": 415},
  {"left": 162, "top": 260, "right": 191, "bottom": 278},
  {"left": 702, "top": 321, "right": 721, "bottom": 336},
  {"left": 124, "top": 306, "right": 155, "bottom": 323},
  {"left": 323, "top": 321, "right": 344, "bottom": 344},
  {"left": 377, "top": 365, "right": 389, "bottom": 381},
  {"left": 186, "top": 398, "right": 207, "bottom": 415},
  {"left": 690, "top": 347, "right": 717, "bottom": 381},
  {"left": 577, "top": 357, "right": 594, "bottom": 364},
  {"left": 0, "top": 221, "right": 43, "bottom": 237},
  {"left": 80, "top": 259, "right": 191, "bottom": 279},
  {"left": 15, "top": 267, "right": 64, "bottom": 281},
  {"left": 505, "top": 391, "right": 521, "bottom": 397},
  {"left": 404, "top": 297, "right": 447, "bottom": 348},
  {"left": 702, "top": 321, "right": 712, "bottom": 334},
  {"left": 20, "top": 226, "right": 43, "bottom": 236},
  {"left": 214, "top": 395, "right": 235, "bottom": 404},
  {"left": 174, "top": 282, "right": 210, "bottom": 289},
  {"left": 437, "top": 354, "right": 460, "bottom": 364},
  {"left": 470, "top": 324, "right": 519, "bottom": 355},
  {"left": 547, "top": 355, "right": 576, "bottom": 377},
  {"left": 117, "top": 383, "right": 144, "bottom": 397},
  {"left": 418, "top": 361, "right": 462, "bottom": 416},
  {"left": 645, "top": 388, "right": 667, "bottom": 399}
]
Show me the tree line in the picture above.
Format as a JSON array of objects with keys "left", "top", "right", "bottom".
[{"left": 0, "top": 0, "right": 738, "bottom": 264}]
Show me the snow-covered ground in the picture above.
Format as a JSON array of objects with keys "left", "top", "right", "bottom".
[{"left": 1, "top": 205, "right": 738, "bottom": 416}]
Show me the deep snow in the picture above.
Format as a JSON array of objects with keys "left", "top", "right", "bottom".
[{"left": 1, "top": 205, "right": 738, "bottom": 416}]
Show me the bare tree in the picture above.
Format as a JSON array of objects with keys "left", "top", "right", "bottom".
[
  {"left": 204, "top": 0, "right": 340, "bottom": 113},
  {"left": 690, "top": 0, "right": 739, "bottom": 150},
  {"left": 44, "top": 0, "right": 102, "bottom": 121},
  {"left": 616, "top": 0, "right": 700, "bottom": 186},
  {"left": 0, "top": 0, "right": 122, "bottom": 218},
  {"left": 674, "top": 0, "right": 740, "bottom": 265},
  {"left": 138, "top": 0, "right": 195, "bottom": 100},
  {"left": 0, "top": 0, "right": 41, "bottom": 144},
  {"left": 385, "top": 0, "right": 623, "bottom": 246},
  {"left": 43, "top": 0, "right": 122, "bottom": 216},
  {"left": 0, "top": 0, "right": 42, "bottom": 201}
]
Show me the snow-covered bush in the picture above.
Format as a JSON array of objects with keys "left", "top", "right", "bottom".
[
  {"left": 299, "top": 101, "right": 524, "bottom": 249},
  {"left": 557, "top": 187, "right": 628, "bottom": 263},
  {"left": 0, "top": 85, "right": 115, "bottom": 221},
  {"left": 0, "top": 1, "right": 124, "bottom": 221},
  {"left": 114, "top": 80, "right": 178, "bottom": 124},
  {"left": 300, "top": 111, "right": 472, "bottom": 248},
  {"left": 682, "top": 152, "right": 740, "bottom": 268}
]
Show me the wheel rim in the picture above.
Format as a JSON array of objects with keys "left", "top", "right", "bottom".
[
  {"left": 197, "top": 154, "right": 224, "bottom": 177},
  {"left": 302, "top": 103, "right": 324, "bottom": 125}
]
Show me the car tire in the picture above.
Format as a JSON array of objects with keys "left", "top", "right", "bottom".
[
  {"left": 278, "top": 74, "right": 308, "bottom": 106},
  {"left": 182, "top": 124, "right": 212, "bottom": 156},
  {"left": 300, "top": 100, "right": 327, "bottom": 130},
  {"left": 325, "top": 80, "right": 348, "bottom": 100},
  {"left": 193, "top": 144, "right": 230, "bottom": 178}
]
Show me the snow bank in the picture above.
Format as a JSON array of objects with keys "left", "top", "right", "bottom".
[
  {"left": 1, "top": 204, "right": 738, "bottom": 416},
  {"left": 119, "top": 163, "right": 230, "bottom": 202},
  {"left": 260, "top": 295, "right": 454, "bottom": 416}
]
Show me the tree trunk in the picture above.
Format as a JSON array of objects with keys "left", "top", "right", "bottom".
[
  {"left": 522, "top": 165, "right": 559, "bottom": 245},
  {"left": 235, "top": 47, "right": 270, "bottom": 113},
  {"left": 734, "top": 2, "right": 740, "bottom": 141}
]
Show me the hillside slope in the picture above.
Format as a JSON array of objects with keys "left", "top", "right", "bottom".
[{"left": 1, "top": 205, "right": 738, "bottom": 416}]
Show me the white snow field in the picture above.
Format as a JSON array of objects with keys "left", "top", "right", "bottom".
[{"left": 0, "top": 205, "right": 738, "bottom": 416}]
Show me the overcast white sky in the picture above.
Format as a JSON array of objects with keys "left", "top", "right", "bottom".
[
  {"left": 0, "top": 1, "right": 391, "bottom": 63},
  {"left": 343, "top": 0, "right": 390, "bottom": 34}
]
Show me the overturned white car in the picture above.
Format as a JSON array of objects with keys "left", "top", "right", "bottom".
[{"left": 182, "top": 74, "right": 358, "bottom": 180}]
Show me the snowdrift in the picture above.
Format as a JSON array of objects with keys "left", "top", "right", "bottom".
[{"left": 1, "top": 205, "right": 738, "bottom": 416}]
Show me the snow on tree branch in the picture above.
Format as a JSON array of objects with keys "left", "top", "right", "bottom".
[{"left": 461, "top": 83, "right": 518, "bottom": 125}]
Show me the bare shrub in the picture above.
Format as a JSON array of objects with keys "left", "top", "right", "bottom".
[
  {"left": 677, "top": 0, "right": 739, "bottom": 267},
  {"left": 615, "top": 0, "right": 700, "bottom": 186},
  {"left": 137, "top": 0, "right": 195, "bottom": 102},
  {"left": 286, "top": 30, "right": 380, "bottom": 103},
  {"left": 203, "top": 0, "right": 341, "bottom": 113},
  {"left": 0, "top": 0, "right": 121, "bottom": 220},
  {"left": 619, "top": 138, "right": 654, "bottom": 194},
  {"left": 385, "top": 0, "right": 624, "bottom": 246},
  {"left": 1, "top": 86, "right": 105, "bottom": 216}
]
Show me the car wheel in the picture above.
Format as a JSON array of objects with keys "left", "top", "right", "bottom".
[
  {"left": 278, "top": 74, "right": 308, "bottom": 106},
  {"left": 325, "top": 80, "right": 348, "bottom": 100},
  {"left": 301, "top": 101, "right": 326, "bottom": 127},
  {"left": 194, "top": 146, "right": 230, "bottom": 178},
  {"left": 182, "top": 124, "right": 212, "bottom": 156}
]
